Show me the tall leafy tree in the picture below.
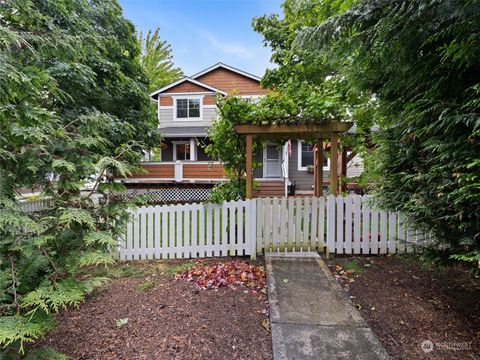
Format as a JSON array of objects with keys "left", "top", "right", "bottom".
[
  {"left": 255, "top": 0, "right": 480, "bottom": 270},
  {"left": 252, "top": 0, "right": 376, "bottom": 129},
  {"left": 139, "top": 28, "right": 183, "bottom": 92},
  {"left": 0, "top": 0, "right": 159, "bottom": 356},
  {"left": 296, "top": 0, "right": 480, "bottom": 269}
]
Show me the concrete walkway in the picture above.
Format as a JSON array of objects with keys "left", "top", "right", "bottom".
[{"left": 265, "top": 252, "right": 390, "bottom": 360}]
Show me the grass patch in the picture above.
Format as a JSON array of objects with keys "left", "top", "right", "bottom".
[
  {"left": 162, "top": 262, "right": 195, "bottom": 275},
  {"left": 136, "top": 280, "right": 156, "bottom": 292},
  {"left": 343, "top": 260, "right": 366, "bottom": 274},
  {"left": 85, "top": 263, "right": 149, "bottom": 279},
  {"left": 80, "top": 261, "right": 199, "bottom": 282}
]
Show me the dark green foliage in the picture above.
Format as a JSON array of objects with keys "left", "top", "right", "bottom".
[
  {"left": 204, "top": 96, "right": 262, "bottom": 201},
  {"left": 296, "top": 0, "right": 480, "bottom": 269},
  {"left": 0, "top": 0, "right": 159, "bottom": 355},
  {"left": 252, "top": 0, "right": 376, "bottom": 129}
]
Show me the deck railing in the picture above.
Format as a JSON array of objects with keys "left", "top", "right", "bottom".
[{"left": 126, "top": 161, "right": 225, "bottom": 183}]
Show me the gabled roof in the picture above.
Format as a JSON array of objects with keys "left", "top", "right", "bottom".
[
  {"left": 149, "top": 77, "right": 227, "bottom": 98},
  {"left": 191, "top": 62, "right": 261, "bottom": 82}
]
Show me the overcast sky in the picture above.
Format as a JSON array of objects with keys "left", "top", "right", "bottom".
[{"left": 118, "top": 0, "right": 283, "bottom": 77}]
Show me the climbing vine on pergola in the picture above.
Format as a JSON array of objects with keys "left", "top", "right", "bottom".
[{"left": 206, "top": 90, "right": 355, "bottom": 200}]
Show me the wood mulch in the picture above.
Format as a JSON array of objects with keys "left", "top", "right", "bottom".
[
  {"left": 325, "top": 255, "right": 480, "bottom": 360},
  {"left": 35, "top": 258, "right": 272, "bottom": 360}
]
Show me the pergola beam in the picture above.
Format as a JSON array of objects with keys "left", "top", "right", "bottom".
[
  {"left": 235, "top": 123, "right": 353, "bottom": 135},
  {"left": 240, "top": 133, "right": 334, "bottom": 140}
]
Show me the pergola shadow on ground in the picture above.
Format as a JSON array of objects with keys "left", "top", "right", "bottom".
[{"left": 235, "top": 122, "right": 353, "bottom": 198}]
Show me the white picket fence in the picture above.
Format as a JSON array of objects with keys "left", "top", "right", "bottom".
[
  {"left": 256, "top": 195, "right": 431, "bottom": 255},
  {"left": 119, "top": 195, "right": 431, "bottom": 260},
  {"left": 17, "top": 198, "right": 53, "bottom": 212},
  {"left": 118, "top": 200, "right": 256, "bottom": 260}
]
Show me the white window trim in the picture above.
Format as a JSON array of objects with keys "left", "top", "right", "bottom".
[
  {"left": 297, "top": 140, "right": 330, "bottom": 171},
  {"left": 172, "top": 140, "right": 196, "bottom": 161},
  {"left": 240, "top": 95, "right": 263, "bottom": 104},
  {"left": 263, "top": 144, "right": 282, "bottom": 179},
  {"left": 173, "top": 95, "right": 204, "bottom": 121}
]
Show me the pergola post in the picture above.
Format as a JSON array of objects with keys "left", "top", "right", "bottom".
[
  {"left": 330, "top": 133, "right": 339, "bottom": 196},
  {"left": 246, "top": 134, "right": 253, "bottom": 199},
  {"left": 340, "top": 150, "right": 347, "bottom": 193},
  {"left": 315, "top": 140, "right": 324, "bottom": 197}
]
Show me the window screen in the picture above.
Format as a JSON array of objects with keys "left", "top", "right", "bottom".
[
  {"left": 301, "top": 143, "right": 314, "bottom": 168},
  {"left": 176, "top": 99, "right": 188, "bottom": 118},
  {"left": 188, "top": 99, "right": 200, "bottom": 117}
]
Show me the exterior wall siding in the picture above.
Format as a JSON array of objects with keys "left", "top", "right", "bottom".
[
  {"left": 160, "top": 94, "right": 216, "bottom": 107},
  {"left": 166, "top": 82, "right": 213, "bottom": 93},
  {"left": 158, "top": 106, "right": 216, "bottom": 128},
  {"left": 288, "top": 141, "right": 329, "bottom": 191},
  {"left": 195, "top": 68, "right": 266, "bottom": 95},
  {"left": 203, "top": 106, "right": 217, "bottom": 123},
  {"left": 203, "top": 95, "right": 216, "bottom": 105},
  {"left": 346, "top": 154, "right": 364, "bottom": 178}
]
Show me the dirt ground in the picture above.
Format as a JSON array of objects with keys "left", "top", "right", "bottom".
[
  {"left": 35, "top": 258, "right": 272, "bottom": 360},
  {"left": 325, "top": 255, "right": 480, "bottom": 360}
]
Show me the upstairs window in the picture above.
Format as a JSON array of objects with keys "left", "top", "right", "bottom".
[{"left": 176, "top": 98, "right": 201, "bottom": 119}]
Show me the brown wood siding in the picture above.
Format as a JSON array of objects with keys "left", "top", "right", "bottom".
[
  {"left": 196, "top": 68, "right": 266, "bottom": 95},
  {"left": 132, "top": 164, "right": 175, "bottom": 178},
  {"left": 159, "top": 92, "right": 216, "bottom": 107},
  {"left": 204, "top": 95, "right": 216, "bottom": 105},
  {"left": 159, "top": 97, "right": 173, "bottom": 106},
  {"left": 182, "top": 163, "right": 225, "bottom": 178},
  {"left": 166, "top": 81, "right": 214, "bottom": 93},
  {"left": 253, "top": 180, "right": 285, "bottom": 197}
]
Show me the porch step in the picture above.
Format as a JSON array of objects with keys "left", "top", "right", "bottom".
[{"left": 253, "top": 180, "right": 284, "bottom": 197}]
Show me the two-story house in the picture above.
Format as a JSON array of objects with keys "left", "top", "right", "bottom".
[{"left": 119, "top": 63, "right": 363, "bottom": 203}]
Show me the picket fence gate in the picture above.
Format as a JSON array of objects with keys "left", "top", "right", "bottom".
[
  {"left": 256, "top": 195, "right": 432, "bottom": 255},
  {"left": 118, "top": 195, "right": 432, "bottom": 261}
]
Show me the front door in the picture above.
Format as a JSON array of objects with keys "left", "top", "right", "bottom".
[{"left": 264, "top": 144, "right": 282, "bottom": 178}]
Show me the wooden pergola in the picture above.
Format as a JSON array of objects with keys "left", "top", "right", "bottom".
[{"left": 234, "top": 122, "right": 354, "bottom": 199}]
